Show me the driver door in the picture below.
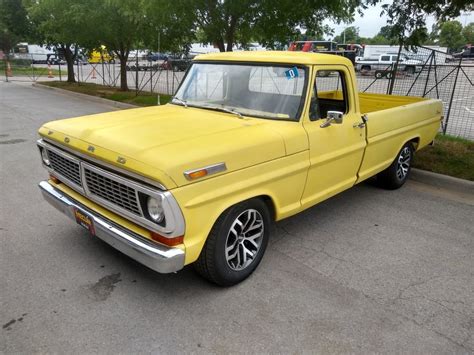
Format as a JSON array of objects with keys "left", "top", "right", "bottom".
[{"left": 301, "top": 66, "right": 366, "bottom": 209}]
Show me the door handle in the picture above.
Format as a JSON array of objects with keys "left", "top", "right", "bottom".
[{"left": 353, "top": 122, "right": 365, "bottom": 129}]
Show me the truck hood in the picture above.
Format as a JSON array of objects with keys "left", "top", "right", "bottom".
[{"left": 39, "top": 104, "right": 286, "bottom": 188}]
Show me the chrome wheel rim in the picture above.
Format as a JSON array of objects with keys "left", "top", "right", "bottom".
[
  {"left": 225, "top": 209, "right": 264, "bottom": 271},
  {"left": 396, "top": 147, "right": 411, "bottom": 180}
]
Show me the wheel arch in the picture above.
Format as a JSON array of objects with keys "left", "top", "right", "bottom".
[{"left": 407, "top": 136, "right": 420, "bottom": 151}]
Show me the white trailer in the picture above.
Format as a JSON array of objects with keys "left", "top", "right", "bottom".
[{"left": 13, "top": 43, "right": 55, "bottom": 63}]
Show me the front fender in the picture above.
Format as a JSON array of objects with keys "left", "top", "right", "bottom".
[{"left": 172, "top": 151, "right": 309, "bottom": 264}]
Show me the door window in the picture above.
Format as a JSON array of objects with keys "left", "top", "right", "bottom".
[{"left": 309, "top": 70, "right": 348, "bottom": 121}]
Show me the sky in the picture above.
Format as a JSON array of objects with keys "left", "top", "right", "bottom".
[{"left": 324, "top": 1, "right": 474, "bottom": 38}]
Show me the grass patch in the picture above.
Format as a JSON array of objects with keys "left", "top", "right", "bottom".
[
  {"left": 414, "top": 134, "right": 474, "bottom": 181},
  {"left": 39, "top": 81, "right": 171, "bottom": 107},
  {"left": 2, "top": 66, "right": 66, "bottom": 76}
]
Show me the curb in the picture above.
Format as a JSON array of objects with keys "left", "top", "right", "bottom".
[
  {"left": 410, "top": 168, "right": 474, "bottom": 195},
  {"left": 32, "top": 83, "right": 138, "bottom": 109}
]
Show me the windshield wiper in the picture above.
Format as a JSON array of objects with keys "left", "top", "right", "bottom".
[
  {"left": 172, "top": 96, "right": 188, "bottom": 108},
  {"left": 200, "top": 104, "right": 244, "bottom": 119}
]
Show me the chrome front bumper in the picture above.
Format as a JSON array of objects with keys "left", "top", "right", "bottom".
[{"left": 39, "top": 181, "right": 185, "bottom": 273}]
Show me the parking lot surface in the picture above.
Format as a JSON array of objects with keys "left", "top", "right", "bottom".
[{"left": 1, "top": 81, "right": 473, "bottom": 353}]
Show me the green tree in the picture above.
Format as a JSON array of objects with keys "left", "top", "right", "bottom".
[
  {"left": 334, "top": 26, "right": 359, "bottom": 43},
  {"left": 462, "top": 22, "right": 474, "bottom": 44},
  {"left": 87, "top": 0, "right": 148, "bottom": 91},
  {"left": 366, "top": 0, "right": 473, "bottom": 46},
  {"left": 180, "top": 0, "right": 361, "bottom": 52},
  {"left": 0, "top": 0, "right": 32, "bottom": 55},
  {"left": 439, "top": 21, "right": 465, "bottom": 51},
  {"left": 28, "top": 0, "right": 89, "bottom": 83},
  {"left": 367, "top": 34, "right": 391, "bottom": 45},
  {"left": 144, "top": 0, "right": 196, "bottom": 54},
  {"left": 377, "top": 25, "right": 393, "bottom": 39}
]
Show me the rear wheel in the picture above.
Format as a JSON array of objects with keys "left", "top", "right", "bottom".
[
  {"left": 377, "top": 142, "right": 414, "bottom": 189},
  {"left": 194, "top": 199, "right": 270, "bottom": 286}
]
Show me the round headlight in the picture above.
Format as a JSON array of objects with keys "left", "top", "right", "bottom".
[
  {"left": 147, "top": 196, "right": 164, "bottom": 223},
  {"left": 41, "top": 148, "right": 50, "bottom": 165}
]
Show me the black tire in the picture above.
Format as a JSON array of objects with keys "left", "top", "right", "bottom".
[
  {"left": 361, "top": 65, "right": 370, "bottom": 71},
  {"left": 386, "top": 71, "right": 393, "bottom": 79},
  {"left": 375, "top": 71, "right": 383, "bottom": 78},
  {"left": 377, "top": 142, "right": 414, "bottom": 190},
  {"left": 194, "top": 198, "right": 270, "bottom": 286}
]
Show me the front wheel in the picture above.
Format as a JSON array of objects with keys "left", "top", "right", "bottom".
[
  {"left": 377, "top": 142, "right": 414, "bottom": 189},
  {"left": 194, "top": 199, "right": 270, "bottom": 286}
]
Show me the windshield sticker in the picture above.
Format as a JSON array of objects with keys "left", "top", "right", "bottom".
[{"left": 285, "top": 67, "right": 299, "bottom": 79}]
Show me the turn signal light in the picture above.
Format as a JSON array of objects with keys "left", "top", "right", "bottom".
[
  {"left": 49, "top": 174, "right": 60, "bottom": 184},
  {"left": 150, "top": 232, "right": 183, "bottom": 246},
  {"left": 187, "top": 169, "right": 208, "bottom": 180}
]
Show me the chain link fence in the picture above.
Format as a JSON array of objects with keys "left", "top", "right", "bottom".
[
  {"left": 356, "top": 46, "right": 473, "bottom": 139},
  {"left": 3, "top": 48, "right": 473, "bottom": 140}
]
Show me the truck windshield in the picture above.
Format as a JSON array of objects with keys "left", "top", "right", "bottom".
[{"left": 172, "top": 62, "right": 307, "bottom": 121}]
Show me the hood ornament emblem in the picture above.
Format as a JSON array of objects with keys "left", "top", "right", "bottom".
[
  {"left": 87, "top": 145, "right": 95, "bottom": 153},
  {"left": 64, "top": 137, "right": 70, "bottom": 143},
  {"left": 117, "top": 156, "right": 126, "bottom": 164}
]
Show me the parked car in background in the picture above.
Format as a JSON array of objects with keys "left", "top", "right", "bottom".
[
  {"left": 449, "top": 45, "right": 474, "bottom": 61},
  {"left": 146, "top": 52, "right": 168, "bottom": 62},
  {"left": 160, "top": 53, "right": 195, "bottom": 71},
  {"left": 356, "top": 53, "right": 423, "bottom": 76}
]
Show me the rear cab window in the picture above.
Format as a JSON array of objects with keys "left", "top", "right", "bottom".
[{"left": 309, "top": 70, "right": 349, "bottom": 121}]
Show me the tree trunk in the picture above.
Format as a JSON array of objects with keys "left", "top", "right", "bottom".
[
  {"left": 63, "top": 45, "right": 76, "bottom": 83},
  {"left": 118, "top": 52, "right": 129, "bottom": 91},
  {"left": 215, "top": 39, "right": 226, "bottom": 52},
  {"left": 225, "top": 16, "right": 237, "bottom": 52}
]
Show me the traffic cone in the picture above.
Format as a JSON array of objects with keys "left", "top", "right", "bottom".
[
  {"left": 47, "top": 64, "right": 54, "bottom": 78},
  {"left": 6, "top": 61, "right": 12, "bottom": 77},
  {"left": 91, "top": 67, "right": 96, "bottom": 79}
]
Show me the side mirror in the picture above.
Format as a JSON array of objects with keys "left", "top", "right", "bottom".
[{"left": 320, "top": 111, "right": 344, "bottom": 128}]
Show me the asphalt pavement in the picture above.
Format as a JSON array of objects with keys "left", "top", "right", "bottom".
[{"left": 1, "top": 81, "right": 473, "bottom": 353}]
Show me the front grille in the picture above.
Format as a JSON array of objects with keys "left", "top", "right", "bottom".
[
  {"left": 84, "top": 167, "right": 141, "bottom": 215},
  {"left": 48, "top": 149, "right": 82, "bottom": 186}
]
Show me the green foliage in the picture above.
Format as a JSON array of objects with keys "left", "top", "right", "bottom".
[
  {"left": 178, "top": 0, "right": 362, "bottom": 52},
  {"left": 27, "top": 0, "right": 93, "bottom": 82},
  {"left": 438, "top": 21, "right": 465, "bottom": 51},
  {"left": 0, "top": 0, "right": 33, "bottom": 53},
  {"left": 333, "top": 26, "right": 359, "bottom": 44},
  {"left": 462, "top": 22, "right": 474, "bottom": 44},
  {"left": 366, "top": 0, "right": 473, "bottom": 46},
  {"left": 144, "top": 0, "right": 195, "bottom": 53}
]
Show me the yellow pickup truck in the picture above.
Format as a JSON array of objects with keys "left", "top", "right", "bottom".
[{"left": 37, "top": 51, "right": 442, "bottom": 286}]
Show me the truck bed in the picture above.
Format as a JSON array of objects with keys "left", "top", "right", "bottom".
[
  {"left": 359, "top": 92, "right": 426, "bottom": 114},
  {"left": 357, "top": 92, "right": 442, "bottom": 182}
]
